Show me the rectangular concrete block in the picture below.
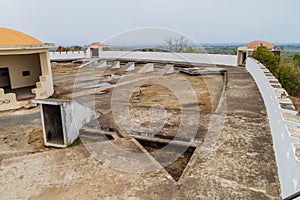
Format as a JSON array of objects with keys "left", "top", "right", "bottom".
[
  {"left": 124, "top": 62, "right": 135, "bottom": 72},
  {"left": 33, "top": 99, "right": 99, "bottom": 148},
  {"left": 164, "top": 65, "right": 174, "bottom": 75},
  {"left": 138, "top": 63, "right": 154, "bottom": 73},
  {"left": 110, "top": 61, "right": 120, "bottom": 69},
  {"left": 95, "top": 60, "right": 107, "bottom": 68}
]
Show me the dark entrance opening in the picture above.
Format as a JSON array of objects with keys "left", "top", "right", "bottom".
[
  {"left": 42, "top": 104, "right": 64, "bottom": 145},
  {"left": 242, "top": 52, "right": 247, "bottom": 66},
  {"left": 0, "top": 68, "right": 11, "bottom": 89},
  {"left": 91, "top": 48, "right": 99, "bottom": 57}
]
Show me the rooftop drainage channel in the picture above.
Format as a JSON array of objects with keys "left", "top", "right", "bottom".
[
  {"left": 136, "top": 138, "right": 196, "bottom": 182},
  {"left": 179, "top": 68, "right": 227, "bottom": 76},
  {"left": 80, "top": 129, "right": 114, "bottom": 142},
  {"left": 80, "top": 126, "right": 120, "bottom": 140},
  {"left": 126, "top": 130, "right": 203, "bottom": 145}
]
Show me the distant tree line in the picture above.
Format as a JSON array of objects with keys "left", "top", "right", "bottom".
[
  {"left": 165, "top": 36, "right": 202, "bottom": 53},
  {"left": 55, "top": 45, "right": 86, "bottom": 52},
  {"left": 253, "top": 45, "right": 300, "bottom": 97},
  {"left": 165, "top": 36, "right": 238, "bottom": 55}
]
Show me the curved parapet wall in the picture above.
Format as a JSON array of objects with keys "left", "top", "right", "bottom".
[{"left": 246, "top": 58, "right": 300, "bottom": 198}]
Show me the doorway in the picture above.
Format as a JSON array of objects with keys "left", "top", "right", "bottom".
[
  {"left": 91, "top": 48, "right": 99, "bottom": 57},
  {"left": 242, "top": 52, "right": 247, "bottom": 66},
  {"left": 0, "top": 68, "right": 11, "bottom": 89},
  {"left": 42, "top": 104, "right": 64, "bottom": 145}
]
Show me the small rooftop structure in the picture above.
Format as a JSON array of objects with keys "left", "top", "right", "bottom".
[
  {"left": 0, "top": 27, "right": 54, "bottom": 111},
  {"left": 33, "top": 98, "right": 99, "bottom": 148},
  {"left": 88, "top": 42, "right": 109, "bottom": 58},
  {"left": 237, "top": 40, "right": 279, "bottom": 67}
]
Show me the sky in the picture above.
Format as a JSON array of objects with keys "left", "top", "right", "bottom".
[{"left": 1, "top": 0, "right": 300, "bottom": 46}]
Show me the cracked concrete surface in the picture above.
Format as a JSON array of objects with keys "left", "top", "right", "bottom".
[{"left": 0, "top": 65, "right": 281, "bottom": 199}]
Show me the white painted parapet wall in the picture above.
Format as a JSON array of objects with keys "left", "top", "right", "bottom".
[
  {"left": 50, "top": 51, "right": 89, "bottom": 61},
  {"left": 246, "top": 58, "right": 300, "bottom": 198},
  {"left": 98, "top": 51, "right": 237, "bottom": 66}
]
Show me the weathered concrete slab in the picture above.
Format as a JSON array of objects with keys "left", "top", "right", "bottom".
[
  {"left": 0, "top": 58, "right": 282, "bottom": 200},
  {"left": 81, "top": 82, "right": 111, "bottom": 90}
]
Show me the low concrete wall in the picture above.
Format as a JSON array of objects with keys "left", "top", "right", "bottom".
[
  {"left": 98, "top": 51, "right": 237, "bottom": 66},
  {"left": 50, "top": 51, "right": 89, "bottom": 61},
  {"left": 246, "top": 58, "right": 300, "bottom": 198}
]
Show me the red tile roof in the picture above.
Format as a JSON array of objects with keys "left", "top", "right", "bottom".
[
  {"left": 89, "top": 42, "right": 105, "bottom": 47},
  {"left": 246, "top": 40, "right": 273, "bottom": 49}
]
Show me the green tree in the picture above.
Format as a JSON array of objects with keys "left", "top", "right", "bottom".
[
  {"left": 276, "top": 64, "right": 299, "bottom": 96},
  {"left": 292, "top": 53, "right": 300, "bottom": 67},
  {"left": 252, "top": 45, "right": 279, "bottom": 72},
  {"left": 231, "top": 47, "right": 238, "bottom": 55},
  {"left": 253, "top": 45, "right": 300, "bottom": 97},
  {"left": 71, "top": 45, "right": 81, "bottom": 51}
]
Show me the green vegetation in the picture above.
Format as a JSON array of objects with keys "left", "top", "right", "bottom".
[
  {"left": 292, "top": 53, "right": 300, "bottom": 67},
  {"left": 55, "top": 45, "right": 84, "bottom": 52},
  {"left": 204, "top": 46, "right": 238, "bottom": 55},
  {"left": 252, "top": 45, "right": 300, "bottom": 97},
  {"left": 252, "top": 46, "right": 279, "bottom": 72}
]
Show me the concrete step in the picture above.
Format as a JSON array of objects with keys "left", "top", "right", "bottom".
[
  {"left": 39, "top": 75, "right": 47, "bottom": 82},
  {"left": 31, "top": 88, "right": 37, "bottom": 95},
  {"left": 36, "top": 82, "right": 42, "bottom": 89}
]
